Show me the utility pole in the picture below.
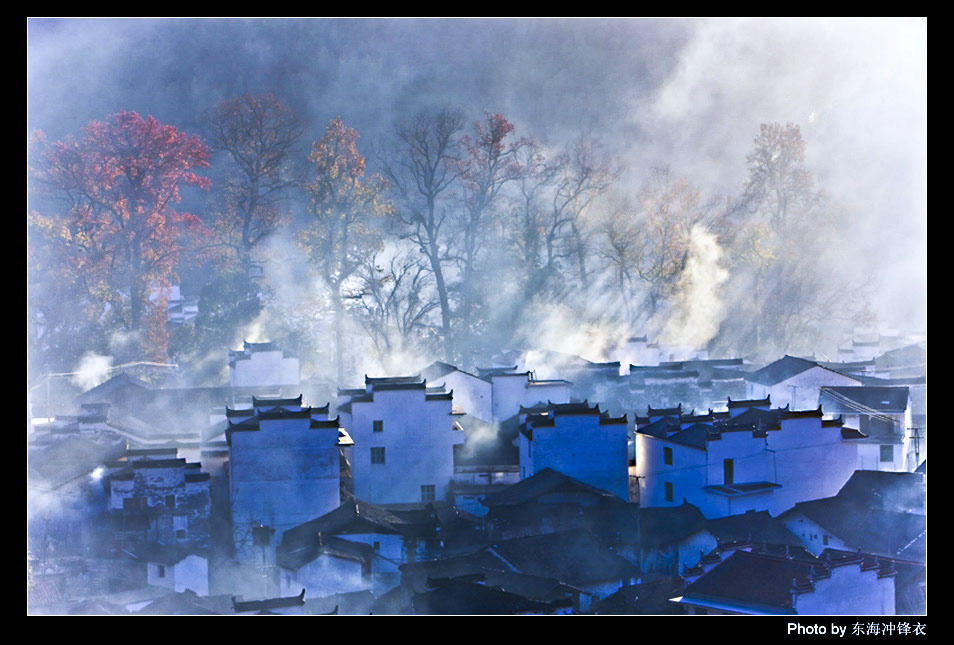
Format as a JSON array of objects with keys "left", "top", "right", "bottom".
[{"left": 908, "top": 427, "right": 923, "bottom": 469}]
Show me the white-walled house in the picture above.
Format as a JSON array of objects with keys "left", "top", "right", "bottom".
[
  {"left": 228, "top": 340, "right": 300, "bottom": 389},
  {"left": 818, "top": 386, "right": 917, "bottom": 472},
  {"left": 137, "top": 544, "right": 210, "bottom": 596},
  {"left": 420, "top": 362, "right": 493, "bottom": 422},
  {"left": 226, "top": 396, "right": 346, "bottom": 565},
  {"left": 336, "top": 376, "right": 465, "bottom": 506},
  {"left": 516, "top": 401, "right": 629, "bottom": 501},
  {"left": 634, "top": 398, "right": 865, "bottom": 518},
  {"left": 476, "top": 367, "right": 573, "bottom": 422},
  {"left": 745, "top": 355, "right": 863, "bottom": 410}
]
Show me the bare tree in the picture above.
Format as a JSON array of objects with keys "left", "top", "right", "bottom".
[
  {"left": 378, "top": 108, "right": 464, "bottom": 363},
  {"left": 453, "top": 113, "right": 535, "bottom": 353},
  {"left": 299, "top": 118, "right": 391, "bottom": 383},
  {"left": 549, "top": 136, "right": 620, "bottom": 287},
  {"left": 205, "top": 93, "right": 304, "bottom": 269},
  {"left": 352, "top": 250, "right": 440, "bottom": 366}
]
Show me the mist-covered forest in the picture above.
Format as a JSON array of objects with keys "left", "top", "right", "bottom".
[{"left": 27, "top": 18, "right": 927, "bottom": 390}]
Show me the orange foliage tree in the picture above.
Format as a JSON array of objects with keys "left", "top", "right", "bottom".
[{"left": 29, "top": 111, "right": 213, "bottom": 362}]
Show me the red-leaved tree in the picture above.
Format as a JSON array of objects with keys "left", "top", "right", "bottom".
[{"left": 29, "top": 111, "right": 212, "bottom": 361}]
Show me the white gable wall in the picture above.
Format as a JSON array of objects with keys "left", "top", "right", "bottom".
[
  {"left": 230, "top": 350, "right": 300, "bottom": 388},
  {"left": 520, "top": 415, "right": 629, "bottom": 500},
  {"left": 229, "top": 419, "right": 341, "bottom": 562},
  {"left": 346, "top": 389, "right": 464, "bottom": 505},
  {"left": 430, "top": 371, "right": 492, "bottom": 422}
]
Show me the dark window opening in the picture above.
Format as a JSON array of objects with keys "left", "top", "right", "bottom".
[
  {"left": 664, "top": 447, "right": 673, "bottom": 466},
  {"left": 371, "top": 447, "right": 386, "bottom": 464},
  {"left": 880, "top": 445, "right": 894, "bottom": 462},
  {"left": 421, "top": 485, "right": 435, "bottom": 502},
  {"left": 724, "top": 459, "right": 734, "bottom": 486},
  {"left": 665, "top": 481, "right": 673, "bottom": 503},
  {"left": 373, "top": 420, "right": 383, "bottom": 433}
]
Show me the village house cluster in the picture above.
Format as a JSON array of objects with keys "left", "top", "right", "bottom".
[{"left": 27, "top": 334, "right": 926, "bottom": 615}]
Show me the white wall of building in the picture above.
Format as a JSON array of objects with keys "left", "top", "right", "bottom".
[
  {"left": 229, "top": 418, "right": 341, "bottom": 561},
  {"left": 147, "top": 554, "right": 209, "bottom": 596},
  {"left": 429, "top": 371, "right": 492, "bottom": 422},
  {"left": 519, "top": 414, "right": 629, "bottom": 500},
  {"left": 230, "top": 350, "right": 300, "bottom": 388},
  {"left": 341, "top": 388, "right": 464, "bottom": 506},
  {"left": 636, "top": 414, "right": 860, "bottom": 519}
]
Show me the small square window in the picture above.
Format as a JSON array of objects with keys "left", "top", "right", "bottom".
[
  {"left": 880, "top": 445, "right": 894, "bottom": 462},
  {"left": 664, "top": 447, "right": 673, "bottom": 466},
  {"left": 176, "top": 529, "right": 187, "bottom": 540},
  {"left": 665, "top": 482, "right": 674, "bottom": 503},
  {"left": 373, "top": 420, "right": 383, "bottom": 433},
  {"left": 371, "top": 447, "right": 386, "bottom": 464},
  {"left": 421, "top": 485, "right": 436, "bottom": 502}
]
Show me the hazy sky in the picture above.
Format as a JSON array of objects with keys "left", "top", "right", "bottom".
[{"left": 27, "top": 17, "right": 927, "bottom": 332}]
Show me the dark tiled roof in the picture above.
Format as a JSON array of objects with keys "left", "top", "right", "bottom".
[
  {"left": 278, "top": 498, "right": 412, "bottom": 548},
  {"left": 233, "top": 590, "right": 306, "bottom": 613},
  {"left": 476, "top": 366, "right": 524, "bottom": 379},
  {"left": 744, "top": 356, "right": 820, "bottom": 386},
  {"left": 679, "top": 550, "right": 821, "bottom": 612},
  {"left": 489, "top": 529, "right": 641, "bottom": 587},
  {"left": 371, "top": 382, "right": 427, "bottom": 391},
  {"left": 481, "top": 468, "right": 618, "bottom": 508},
  {"left": 411, "top": 578, "right": 574, "bottom": 615},
  {"left": 784, "top": 497, "right": 926, "bottom": 562},
  {"left": 277, "top": 533, "right": 377, "bottom": 571},
  {"left": 841, "top": 427, "right": 867, "bottom": 439},
  {"left": 419, "top": 361, "right": 460, "bottom": 380},
  {"left": 252, "top": 394, "right": 303, "bottom": 408},
  {"left": 836, "top": 471, "right": 926, "bottom": 514},
  {"left": 706, "top": 510, "right": 803, "bottom": 547},
  {"left": 664, "top": 424, "right": 711, "bottom": 449},
  {"left": 647, "top": 403, "right": 682, "bottom": 417},
  {"left": 364, "top": 374, "right": 422, "bottom": 386},
  {"left": 727, "top": 396, "right": 771, "bottom": 409},
  {"left": 399, "top": 551, "right": 513, "bottom": 593},
  {"left": 593, "top": 502, "right": 708, "bottom": 547},
  {"left": 703, "top": 482, "right": 782, "bottom": 497},
  {"left": 594, "top": 577, "right": 687, "bottom": 615}
]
